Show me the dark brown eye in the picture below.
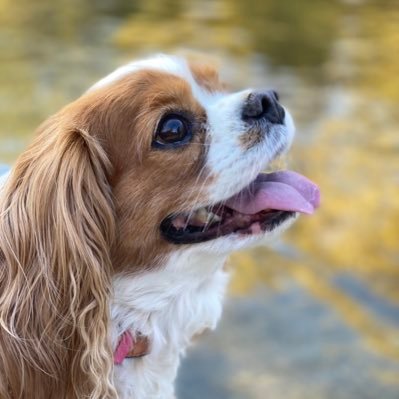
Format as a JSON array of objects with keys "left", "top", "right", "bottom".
[{"left": 153, "top": 114, "right": 191, "bottom": 148}]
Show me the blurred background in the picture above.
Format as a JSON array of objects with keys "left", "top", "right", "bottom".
[{"left": 0, "top": 0, "right": 398, "bottom": 397}]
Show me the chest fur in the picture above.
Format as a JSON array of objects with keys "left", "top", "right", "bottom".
[{"left": 111, "top": 252, "right": 230, "bottom": 399}]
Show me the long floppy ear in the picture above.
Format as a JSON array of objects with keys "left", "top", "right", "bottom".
[{"left": 0, "top": 117, "right": 117, "bottom": 399}]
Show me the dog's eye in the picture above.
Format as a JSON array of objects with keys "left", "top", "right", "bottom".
[{"left": 153, "top": 115, "right": 191, "bottom": 148}]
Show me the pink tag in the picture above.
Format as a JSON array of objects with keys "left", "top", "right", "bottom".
[{"left": 114, "top": 330, "right": 134, "bottom": 365}]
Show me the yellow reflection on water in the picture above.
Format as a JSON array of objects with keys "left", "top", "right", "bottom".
[{"left": 231, "top": 249, "right": 399, "bottom": 361}]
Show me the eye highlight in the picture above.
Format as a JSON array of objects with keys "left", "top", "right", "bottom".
[{"left": 153, "top": 114, "right": 192, "bottom": 149}]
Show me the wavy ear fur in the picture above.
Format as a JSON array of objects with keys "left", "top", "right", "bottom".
[{"left": 0, "top": 117, "right": 117, "bottom": 398}]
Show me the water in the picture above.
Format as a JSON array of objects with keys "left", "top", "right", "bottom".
[{"left": 0, "top": 0, "right": 398, "bottom": 397}]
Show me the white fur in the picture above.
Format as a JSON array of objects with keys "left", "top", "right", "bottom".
[
  {"left": 112, "top": 250, "right": 230, "bottom": 399},
  {"left": 104, "top": 55, "right": 297, "bottom": 398},
  {"left": 206, "top": 96, "right": 295, "bottom": 203}
]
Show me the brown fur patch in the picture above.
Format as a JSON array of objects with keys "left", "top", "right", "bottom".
[
  {"left": 75, "top": 71, "right": 212, "bottom": 271},
  {"left": 239, "top": 127, "right": 265, "bottom": 150},
  {"left": 188, "top": 61, "right": 227, "bottom": 92},
  {"left": 0, "top": 124, "right": 116, "bottom": 398}
]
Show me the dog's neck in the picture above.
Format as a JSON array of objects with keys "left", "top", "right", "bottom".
[{"left": 111, "top": 250, "right": 231, "bottom": 399}]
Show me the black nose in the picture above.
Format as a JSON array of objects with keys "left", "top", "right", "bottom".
[{"left": 242, "top": 90, "right": 285, "bottom": 124}]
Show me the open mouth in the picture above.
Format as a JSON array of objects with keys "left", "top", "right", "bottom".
[{"left": 160, "top": 170, "right": 320, "bottom": 245}]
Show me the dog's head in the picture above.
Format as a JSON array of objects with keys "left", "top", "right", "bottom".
[
  {"left": 0, "top": 55, "right": 319, "bottom": 399},
  {"left": 83, "top": 55, "right": 319, "bottom": 267}
]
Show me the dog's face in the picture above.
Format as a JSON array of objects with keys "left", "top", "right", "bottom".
[{"left": 67, "top": 55, "right": 318, "bottom": 269}]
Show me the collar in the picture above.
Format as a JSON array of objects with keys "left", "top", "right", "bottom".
[{"left": 114, "top": 330, "right": 150, "bottom": 365}]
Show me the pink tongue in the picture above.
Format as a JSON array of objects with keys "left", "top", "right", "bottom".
[{"left": 226, "top": 171, "right": 320, "bottom": 215}]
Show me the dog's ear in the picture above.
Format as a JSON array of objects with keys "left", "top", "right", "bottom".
[{"left": 0, "top": 117, "right": 117, "bottom": 398}]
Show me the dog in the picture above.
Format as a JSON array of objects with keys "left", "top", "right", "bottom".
[{"left": 0, "top": 55, "right": 319, "bottom": 399}]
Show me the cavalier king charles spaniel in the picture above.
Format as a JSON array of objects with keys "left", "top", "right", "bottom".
[{"left": 0, "top": 55, "right": 319, "bottom": 399}]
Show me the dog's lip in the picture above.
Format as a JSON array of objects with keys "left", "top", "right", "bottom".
[
  {"left": 160, "top": 170, "right": 319, "bottom": 245},
  {"left": 160, "top": 209, "right": 296, "bottom": 245}
]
